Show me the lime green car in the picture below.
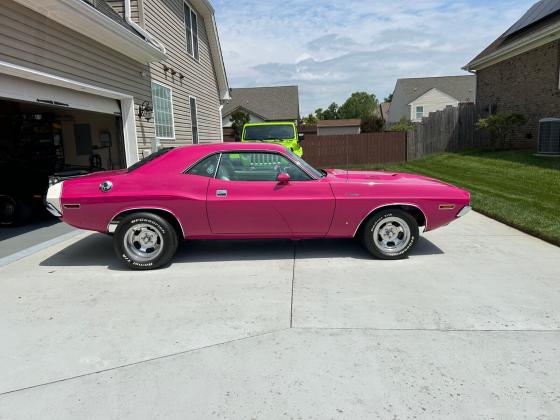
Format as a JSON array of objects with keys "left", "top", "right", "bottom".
[{"left": 241, "top": 122, "right": 303, "bottom": 156}]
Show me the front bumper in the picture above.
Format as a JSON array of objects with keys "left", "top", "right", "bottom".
[{"left": 457, "top": 205, "right": 472, "bottom": 218}]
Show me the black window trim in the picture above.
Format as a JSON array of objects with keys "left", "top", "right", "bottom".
[
  {"left": 182, "top": 150, "right": 320, "bottom": 181},
  {"left": 183, "top": 1, "right": 199, "bottom": 61}
]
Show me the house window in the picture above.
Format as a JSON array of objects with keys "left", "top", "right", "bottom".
[
  {"left": 152, "top": 82, "right": 175, "bottom": 139},
  {"left": 415, "top": 106, "right": 424, "bottom": 120},
  {"left": 184, "top": 2, "right": 199, "bottom": 60},
  {"left": 190, "top": 96, "right": 199, "bottom": 144}
]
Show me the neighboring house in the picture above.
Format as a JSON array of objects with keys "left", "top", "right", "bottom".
[
  {"left": 317, "top": 119, "right": 362, "bottom": 136},
  {"left": 464, "top": 0, "right": 560, "bottom": 148},
  {"left": 222, "top": 86, "right": 300, "bottom": 127},
  {"left": 379, "top": 101, "right": 391, "bottom": 122},
  {"left": 387, "top": 76, "right": 476, "bottom": 124},
  {"left": 0, "top": 0, "right": 229, "bottom": 171}
]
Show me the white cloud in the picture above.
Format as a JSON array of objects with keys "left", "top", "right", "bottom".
[{"left": 214, "top": 0, "right": 535, "bottom": 114}]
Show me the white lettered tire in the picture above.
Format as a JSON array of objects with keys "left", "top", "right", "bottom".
[
  {"left": 114, "top": 212, "right": 178, "bottom": 270},
  {"left": 362, "top": 209, "right": 419, "bottom": 260}
]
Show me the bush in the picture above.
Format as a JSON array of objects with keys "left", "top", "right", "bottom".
[
  {"left": 361, "top": 115, "right": 384, "bottom": 133},
  {"left": 389, "top": 117, "right": 415, "bottom": 132},
  {"left": 476, "top": 112, "right": 527, "bottom": 150}
]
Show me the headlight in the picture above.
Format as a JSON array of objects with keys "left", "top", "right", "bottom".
[{"left": 48, "top": 177, "right": 60, "bottom": 187}]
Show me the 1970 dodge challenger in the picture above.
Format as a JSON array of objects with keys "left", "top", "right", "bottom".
[{"left": 46, "top": 143, "right": 471, "bottom": 270}]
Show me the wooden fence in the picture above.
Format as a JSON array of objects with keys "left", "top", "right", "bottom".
[
  {"left": 406, "top": 102, "right": 486, "bottom": 160},
  {"left": 302, "top": 132, "right": 406, "bottom": 168}
]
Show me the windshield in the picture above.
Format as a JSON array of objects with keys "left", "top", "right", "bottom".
[
  {"left": 127, "top": 148, "right": 172, "bottom": 172},
  {"left": 285, "top": 149, "right": 324, "bottom": 179},
  {"left": 244, "top": 124, "right": 295, "bottom": 141}
]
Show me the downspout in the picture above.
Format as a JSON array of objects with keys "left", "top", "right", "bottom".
[{"left": 124, "top": 0, "right": 166, "bottom": 55}]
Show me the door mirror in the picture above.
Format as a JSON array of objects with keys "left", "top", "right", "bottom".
[
  {"left": 298, "top": 133, "right": 305, "bottom": 142},
  {"left": 277, "top": 172, "right": 290, "bottom": 184}
]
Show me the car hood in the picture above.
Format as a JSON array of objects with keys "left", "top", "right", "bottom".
[{"left": 325, "top": 169, "right": 455, "bottom": 187}]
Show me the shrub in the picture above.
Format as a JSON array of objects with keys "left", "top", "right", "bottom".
[{"left": 476, "top": 112, "right": 527, "bottom": 150}]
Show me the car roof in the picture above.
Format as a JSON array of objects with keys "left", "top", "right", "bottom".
[{"left": 173, "top": 142, "right": 288, "bottom": 153}]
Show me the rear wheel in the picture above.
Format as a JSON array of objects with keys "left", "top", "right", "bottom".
[
  {"left": 362, "top": 209, "right": 419, "bottom": 260},
  {"left": 0, "top": 196, "right": 32, "bottom": 226},
  {"left": 113, "top": 212, "right": 178, "bottom": 270}
]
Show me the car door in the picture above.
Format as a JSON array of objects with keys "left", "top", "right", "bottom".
[{"left": 206, "top": 151, "right": 335, "bottom": 235}]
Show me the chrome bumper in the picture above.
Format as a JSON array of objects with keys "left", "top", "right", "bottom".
[
  {"left": 45, "top": 201, "right": 62, "bottom": 217},
  {"left": 457, "top": 205, "right": 472, "bottom": 218}
]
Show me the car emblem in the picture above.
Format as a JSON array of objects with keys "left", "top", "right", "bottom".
[{"left": 100, "top": 181, "right": 113, "bottom": 192}]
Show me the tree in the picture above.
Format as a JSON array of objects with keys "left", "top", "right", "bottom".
[
  {"left": 389, "top": 116, "right": 415, "bottom": 132},
  {"left": 384, "top": 93, "right": 393, "bottom": 103},
  {"left": 339, "top": 92, "right": 379, "bottom": 121},
  {"left": 302, "top": 113, "right": 317, "bottom": 124},
  {"left": 476, "top": 112, "right": 527, "bottom": 149},
  {"left": 229, "top": 110, "right": 250, "bottom": 139},
  {"left": 315, "top": 102, "right": 341, "bottom": 120}
]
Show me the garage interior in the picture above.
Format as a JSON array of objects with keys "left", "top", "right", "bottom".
[{"left": 0, "top": 73, "right": 128, "bottom": 226}]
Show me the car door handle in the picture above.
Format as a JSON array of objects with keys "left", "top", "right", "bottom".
[{"left": 216, "top": 190, "right": 228, "bottom": 197}]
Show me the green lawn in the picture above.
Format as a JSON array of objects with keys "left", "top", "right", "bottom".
[{"left": 355, "top": 150, "right": 560, "bottom": 246}]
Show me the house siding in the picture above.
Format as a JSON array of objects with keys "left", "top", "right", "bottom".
[
  {"left": 409, "top": 89, "right": 458, "bottom": 122},
  {"left": 0, "top": 0, "right": 154, "bottom": 152},
  {"left": 142, "top": 0, "right": 223, "bottom": 151},
  {"left": 476, "top": 40, "right": 560, "bottom": 148}
]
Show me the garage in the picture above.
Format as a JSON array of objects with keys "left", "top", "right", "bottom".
[{"left": 0, "top": 72, "right": 131, "bottom": 226}]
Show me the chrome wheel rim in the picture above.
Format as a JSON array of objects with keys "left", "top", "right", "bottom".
[
  {"left": 373, "top": 216, "right": 411, "bottom": 254},
  {"left": 124, "top": 224, "right": 164, "bottom": 262}
]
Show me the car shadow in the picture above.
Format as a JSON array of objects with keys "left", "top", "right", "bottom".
[
  {"left": 0, "top": 216, "right": 59, "bottom": 242},
  {"left": 39, "top": 234, "right": 444, "bottom": 270}
]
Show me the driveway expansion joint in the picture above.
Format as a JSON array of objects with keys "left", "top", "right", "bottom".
[{"left": 0, "top": 328, "right": 290, "bottom": 397}]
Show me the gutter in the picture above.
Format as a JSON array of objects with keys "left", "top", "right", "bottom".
[
  {"left": 463, "top": 22, "right": 560, "bottom": 72},
  {"left": 124, "top": 0, "right": 166, "bottom": 55}
]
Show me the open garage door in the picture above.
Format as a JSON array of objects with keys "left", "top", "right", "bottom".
[
  {"left": 0, "top": 74, "right": 127, "bottom": 226},
  {"left": 0, "top": 73, "right": 121, "bottom": 115}
]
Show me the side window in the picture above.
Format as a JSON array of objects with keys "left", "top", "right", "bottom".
[
  {"left": 186, "top": 154, "right": 220, "bottom": 178},
  {"left": 216, "top": 152, "right": 311, "bottom": 182}
]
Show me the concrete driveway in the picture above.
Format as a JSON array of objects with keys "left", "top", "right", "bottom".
[{"left": 0, "top": 212, "right": 559, "bottom": 419}]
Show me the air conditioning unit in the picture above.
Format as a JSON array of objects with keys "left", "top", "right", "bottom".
[{"left": 538, "top": 118, "right": 560, "bottom": 155}]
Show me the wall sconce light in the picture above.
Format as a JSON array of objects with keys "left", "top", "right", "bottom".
[
  {"left": 171, "top": 69, "right": 177, "bottom": 76},
  {"left": 163, "top": 65, "right": 170, "bottom": 72},
  {"left": 138, "top": 101, "right": 153, "bottom": 121},
  {"left": 179, "top": 74, "right": 185, "bottom": 80}
]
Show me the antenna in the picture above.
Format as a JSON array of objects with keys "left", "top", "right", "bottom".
[{"left": 346, "top": 135, "right": 349, "bottom": 182}]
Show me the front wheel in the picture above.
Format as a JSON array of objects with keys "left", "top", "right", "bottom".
[
  {"left": 113, "top": 212, "right": 178, "bottom": 270},
  {"left": 361, "top": 209, "right": 419, "bottom": 260}
]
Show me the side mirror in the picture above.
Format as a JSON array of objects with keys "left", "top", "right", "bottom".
[
  {"left": 277, "top": 172, "right": 290, "bottom": 185},
  {"left": 298, "top": 133, "right": 305, "bottom": 142}
]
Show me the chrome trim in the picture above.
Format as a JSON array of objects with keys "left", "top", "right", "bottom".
[
  {"left": 45, "top": 201, "right": 62, "bottom": 217},
  {"left": 353, "top": 203, "right": 429, "bottom": 236},
  {"left": 106, "top": 207, "right": 186, "bottom": 238},
  {"left": 108, "top": 222, "right": 118, "bottom": 234},
  {"left": 216, "top": 189, "right": 228, "bottom": 197},
  {"left": 457, "top": 205, "right": 472, "bottom": 218}
]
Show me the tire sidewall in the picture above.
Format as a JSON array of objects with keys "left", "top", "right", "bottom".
[
  {"left": 114, "top": 213, "right": 178, "bottom": 270},
  {"left": 363, "top": 210, "right": 419, "bottom": 259}
]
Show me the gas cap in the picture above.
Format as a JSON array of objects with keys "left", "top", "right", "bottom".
[{"left": 100, "top": 181, "right": 113, "bottom": 192}]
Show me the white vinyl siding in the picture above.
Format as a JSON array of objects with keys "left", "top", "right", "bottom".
[
  {"left": 409, "top": 88, "right": 459, "bottom": 122},
  {"left": 183, "top": 2, "right": 199, "bottom": 60},
  {"left": 189, "top": 96, "right": 199, "bottom": 144},
  {"left": 152, "top": 82, "right": 175, "bottom": 139}
]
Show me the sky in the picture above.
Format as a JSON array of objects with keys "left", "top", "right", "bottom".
[{"left": 214, "top": 0, "right": 535, "bottom": 115}]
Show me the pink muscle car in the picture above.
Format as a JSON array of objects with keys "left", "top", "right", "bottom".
[{"left": 46, "top": 143, "right": 471, "bottom": 270}]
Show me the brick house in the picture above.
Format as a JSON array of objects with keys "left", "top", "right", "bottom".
[{"left": 464, "top": 0, "right": 560, "bottom": 148}]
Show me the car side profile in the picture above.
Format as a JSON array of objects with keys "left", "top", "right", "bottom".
[{"left": 46, "top": 143, "right": 471, "bottom": 270}]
